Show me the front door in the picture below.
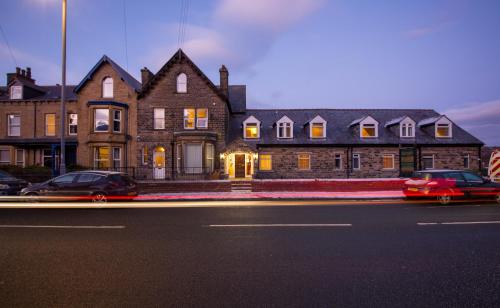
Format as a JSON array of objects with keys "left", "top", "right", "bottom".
[
  {"left": 400, "top": 147, "right": 416, "bottom": 177},
  {"left": 235, "top": 154, "right": 246, "bottom": 178},
  {"left": 153, "top": 146, "right": 166, "bottom": 180}
]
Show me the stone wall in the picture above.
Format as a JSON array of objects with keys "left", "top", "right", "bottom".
[{"left": 420, "top": 146, "right": 480, "bottom": 171}]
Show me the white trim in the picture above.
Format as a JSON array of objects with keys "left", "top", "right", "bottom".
[
  {"left": 102, "top": 77, "right": 113, "bottom": 98},
  {"left": 435, "top": 116, "right": 452, "bottom": 138},
  {"left": 352, "top": 153, "right": 361, "bottom": 170},
  {"left": 15, "top": 149, "right": 25, "bottom": 167},
  {"left": 10, "top": 85, "right": 22, "bottom": 99},
  {"left": 334, "top": 153, "right": 343, "bottom": 170},
  {"left": 400, "top": 117, "right": 416, "bottom": 138},
  {"left": 360, "top": 116, "right": 379, "bottom": 138},
  {"left": 276, "top": 115, "right": 294, "bottom": 139},
  {"left": 176, "top": 73, "right": 187, "bottom": 93},
  {"left": 112, "top": 110, "right": 121, "bottom": 133},
  {"left": 68, "top": 113, "right": 78, "bottom": 135},
  {"left": 422, "top": 155, "right": 434, "bottom": 170},
  {"left": 309, "top": 115, "right": 326, "bottom": 139},
  {"left": 153, "top": 108, "right": 165, "bottom": 130},
  {"left": 7, "top": 114, "right": 21, "bottom": 137},
  {"left": 463, "top": 154, "right": 470, "bottom": 169},
  {"left": 297, "top": 153, "right": 311, "bottom": 170},
  {"left": 243, "top": 116, "right": 260, "bottom": 139},
  {"left": 382, "top": 154, "right": 395, "bottom": 170}
]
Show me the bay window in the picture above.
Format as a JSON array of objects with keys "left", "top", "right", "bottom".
[{"left": 94, "top": 109, "right": 109, "bottom": 132}]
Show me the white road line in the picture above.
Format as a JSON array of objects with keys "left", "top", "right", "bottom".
[
  {"left": 206, "top": 223, "right": 352, "bottom": 228},
  {"left": 0, "top": 225, "right": 125, "bottom": 229},
  {"left": 418, "top": 221, "right": 500, "bottom": 226}
]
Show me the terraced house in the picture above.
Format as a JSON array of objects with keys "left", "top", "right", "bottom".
[{"left": 0, "top": 49, "right": 484, "bottom": 180}]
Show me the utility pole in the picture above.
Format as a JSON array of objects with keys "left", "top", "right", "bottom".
[{"left": 59, "top": 0, "right": 67, "bottom": 175}]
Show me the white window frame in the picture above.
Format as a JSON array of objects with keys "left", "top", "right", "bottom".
[
  {"left": 205, "top": 143, "right": 214, "bottom": 173},
  {"left": 297, "top": 153, "right": 311, "bottom": 171},
  {"left": 360, "top": 116, "right": 379, "bottom": 138},
  {"left": 400, "top": 117, "right": 415, "bottom": 138},
  {"left": 422, "top": 155, "right": 434, "bottom": 170},
  {"left": 463, "top": 154, "right": 470, "bottom": 169},
  {"left": 10, "top": 85, "right": 22, "bottom": 99},
  {"left": 177, "top": 73, "right": 187, "bottom": 93},
  {"left": 102, "top": 77, "right": 113, "bottom": 98},
  {"left": 68, "top": 113, "right": 78, "bottom": 135},
  {"left": 45, "top": 113, "right": 56, "bottom": 136},
  {"left": 0, "top": 149, "right": 10, "bottom": 164},
  {"left": 94, "top": 109, "right": 109, "bottom": 132},
  {"left": 276, "top": 116, "right": 294, "bottom": 139},
  {"left": 196, "top": 108, "right": 208, "bottom": 129},
  {"left": 7, "top": 114, "right": 21, "bottom": 137},
  {"left": 112, "top": 110, "right": 121, "bottom": 133},
  {"left": 382, "top": 154, "right": 395, "bottom": 170},
  {"left": 183, "top": 108, "right": 196, "bottom": 130},
  {"left": 352, "top": 153, "right": 361, "bottom": 170},
  {"left": 435, "top": 117, "right": 452, "bottom": 138},
  {"left": 15, "top": 149, "right": 25, "bottom": 167},
  {"left": 259, "top": 154, "right": 272, "bottom": 171},
  {"left": 309, "top": 115, "right": 326, "bottom": 139},
  {"left": 112, "top": 147, "right": 121, "bottom": 169},
  {"left": 243, "top": 116, "right": 261, "bottom": 139},
  {"left": 334, "top": 153, "right": 343, "bottom": 170},
  {"left": 153, "top": 108, "right": 165, "bottom": 130}
]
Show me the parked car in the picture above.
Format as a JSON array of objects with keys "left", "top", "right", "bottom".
[
  {"left": 0, "top": 170, "right": 29, "bottom": 196},
  {"left": 20, "top": 171, "right": 138, "bottom": 203},
  {"left": 404, "top": 169, "right": 500, "bottom": 205}
]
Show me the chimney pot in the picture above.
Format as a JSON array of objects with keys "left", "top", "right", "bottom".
[
  {"left": 16, "top": 67, "right": 21, "bottom": 75},
  {"left": 21, "top": 69, "right": 26, "bottom": 76},
  {"left": 26, "top": 67, "right": 31, "bottom": 79}
]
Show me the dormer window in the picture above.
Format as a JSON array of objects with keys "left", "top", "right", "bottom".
[
  {"left": 177, "top": 73, "right": 187, "bottom": 93},
  {"left": 436, "top": 123, "right": 451, "bottom": 138},
  {"left": 10, "top": 86, "right": 22, "bottom": 99},
  {"left": 243, "top": 116, "right": 260, "bottom": 139},
  {"left": 360, "top": 116, "right": 379, "bottom": 138},
  {"left": 102, "top": 77, "right": 113, "bottom": 98},
  {"left": 276, "top": 116, "right": 293, "bottom": 139},
  {"left": 309, "top": 115, "right": 326, "bottom": 139},
  {"left": 400, "top": 117, "right": 415, "bottom": 138}
]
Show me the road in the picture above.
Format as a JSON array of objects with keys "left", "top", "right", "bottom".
[{"left": 1, "top": 201, "right": 500, "bottom": 307}]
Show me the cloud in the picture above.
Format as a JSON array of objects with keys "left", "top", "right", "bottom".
[
  {"left": 442, "top": 99, "right": 500, "bottom": 145},
  {"left": 404, "top": 21, "right": 453, "bottom": 39}
]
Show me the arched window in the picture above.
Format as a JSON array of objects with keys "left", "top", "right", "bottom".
[
  {"left": 102, "top": 77, "right": 113, "bottom": 98},
  {"left": 177, "top": 73, "right": 187, "bottom": 93}
]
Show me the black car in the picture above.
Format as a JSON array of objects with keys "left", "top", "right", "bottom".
[
  {"left": 20, "top": 171, "right": 138, "bottom": 203},
  {"left": 0, "top": 170, "right": 30, "bottom": 196}
]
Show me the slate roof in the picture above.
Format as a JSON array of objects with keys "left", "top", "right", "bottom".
[
  {"left": 75, "top": 55, "right": 141, "bottom": 93},
  {"left": 0, "top": 85, "right": 77, "bottom": 101},
  {"left": 384, "top": 116, "right": 406, "bottom": 127},
  {"left": 228, "top": 85, "right": 246, "bottom": 113},
  {"left": 228, "top": 109, "right": 483, "bottom": 146},
  {"left": 418, "top": 116, "right": 442, "bottom": 127}
]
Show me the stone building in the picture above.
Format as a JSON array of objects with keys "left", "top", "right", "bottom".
[{"left": 0, "top": 49, "right": 484, "bottom": 179}]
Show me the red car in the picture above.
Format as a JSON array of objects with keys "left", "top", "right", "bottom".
[{"left": 404, "top": 170, "right": 500, "bottom": 205}]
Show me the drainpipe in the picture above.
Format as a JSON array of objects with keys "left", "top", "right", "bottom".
[
  {"left": 478, "top": 146, "right": 482, "bottom": 174},
  {"left": 171, "top": 141, "right": 175, "bottom": 180},
  {"left": 346, "top": 147, "right": 351, "bottom": 179},
  {"left": 125, "top": 107, "right": 129, "bottom": 173}
]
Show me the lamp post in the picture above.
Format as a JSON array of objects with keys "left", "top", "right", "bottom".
[{"left": 59, "top": 0, "right": 67, "bottom": 175}]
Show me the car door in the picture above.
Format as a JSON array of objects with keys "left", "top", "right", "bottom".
[
  {"left": 462, "top": 172, "right": 492, "bottom": 199},
  {"left": 443, "top": 172, "right": 467, "bottom": 197},
  {"left": 73, "top": 173, "right": 104, "bottom": 197},
  {"left": 46, "top": 173, "right": 79, "bottom": 197}
]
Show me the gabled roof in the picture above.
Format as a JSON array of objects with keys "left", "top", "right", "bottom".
[
  {"left": 305, "top": 115, "right": 326, "bottom": 125},
  {"left": 74, "top": 55, "right": 141, "bottom": 93},
  {"left": 243, "top": 115, "right": 260, "bottom": 124},
  {"left": 227, "top": 109, "right": 483, "bottom": 146},
  {"left": 349, "top": 116, "right": 367, "bottom": 127},
  {"left": 139, "top": 49, "right": 229, "bottom": 109},
  {"left": 276, "top": 115, "right": 294, "bottom": 124},
  {"left": 385, "top": 116, "right": 415, "bottom": 127},
  {"left": 418, "top": 115, "right": 446, "bottom": 127}
]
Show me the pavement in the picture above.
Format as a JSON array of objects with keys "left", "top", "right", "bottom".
[{"left": 1, "top": 201, "right": 500, "bottom": 307}]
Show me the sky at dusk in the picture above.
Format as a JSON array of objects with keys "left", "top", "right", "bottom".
[{"left": 1, "top": 0, "right": 499, "bottom": 145}]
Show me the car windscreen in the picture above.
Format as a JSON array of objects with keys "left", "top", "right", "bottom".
[
  {"left": 76, "top": 174, "right": 104, "bottom": 183},
  {"left": 0, "top": 170, "right": 16, "bottom": 180}
]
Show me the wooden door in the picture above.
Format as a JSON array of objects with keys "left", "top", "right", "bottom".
[
  {"left": 400, "top": 147, "right": 416, "bottom": 177},
  {"left": 235, "top": 154, "right": 246, "bottom": 178}
]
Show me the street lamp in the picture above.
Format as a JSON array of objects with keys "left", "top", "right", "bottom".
[{"left": 59, "top": 0, "right": 67, "bottom": 175}]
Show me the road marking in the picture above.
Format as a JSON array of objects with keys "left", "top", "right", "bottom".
[
  {"left": 418, "top": 221, "right": 500, "bottom": 226},
  {"left": 206, "top": 223, "right": 352, "bottom": 228},
  {"left": 0, "top": 225, "right": 125, "bottom": 229}
]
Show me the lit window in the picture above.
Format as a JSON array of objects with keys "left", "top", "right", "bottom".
[
  {"left": 113, "top": 110, "right": 121, "bottom": 133},
  {"left": 422, "top": 155, "right": 434, "bottom": 170},
  {"left": 10, "top": 86, "right": 22, "bottom": 99},
  {"left": 361, "top": 124, "right": 376, "bottom": 138},
  {"left": 112, "top": 147, "right": 121, "bottom": 169},
  {"left": 205, "top": 143, "right": 214, "bottom": 172},
  {"left": 352, "top": 153, "right": 361, "bottom": 170},
  {"left": 94, "top": 147, "right": 110, "bottom": 169},
  {"left": 177, "top": 73, "right": 187, "bottom": 93},
  {"left": 154, "top": 108, "right": 165, "bottom": 129},
  {"left": 68, "top": 114, "right": 78, "bottom": 135},
  {"left": 401, "top": 123, "right": 414, "bottom": 138},
  {"left": 259, "top": 154, "right": 272, "bottom": 171},
  {"left": 184, "top": 108, "right": 195, "bottom": 129},
  {"left": 245, "top": 123, "right": 259, "bottom": 138},
  {"left": 436, "top": 124, "right": 450, "bottom": 138},
  {"left": 196, "top": 108, "right": 208, "bottom": 129},
  {"left": 383, "top": 154, "right": 395, "bottom": 169},
  {"left": 298, "top": 154, "right": 310, "bottom": 170},
  {"left": 45, "top": 114, "right": 56, "bottom": 136},
  {"left": 463, "top": 155, "right": 470, "bottom": 169},
  {"left": 142, "top": 147, "right": 148, "bottom": 165},
  {"left": 0, "top": 149, "right": 10, "bottom": 164},
  {"left": 102, "top": 77, "right": 113, "bottom": 98},
  {"left": 311, "top": 123, "right": 325, "bottom": 138},
  {"left": 7, "top": 115, "right": 20, "bottom": 136},
  {"left": 334, "top": 153, "right": 342, "bottom": 170},
  {"left": 16, "top": 149, "right": 24, "bottom": 167},
  {"left": 94, "top": 109, "right": 109, "bottom": 132}
]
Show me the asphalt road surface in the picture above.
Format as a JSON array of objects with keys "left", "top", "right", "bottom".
[{"left": 1, "top": 201, "right": 500, "bottom": 307}]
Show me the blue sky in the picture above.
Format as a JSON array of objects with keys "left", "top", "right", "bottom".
[{"left": 1, "top": 0, "right": 499, "bottom": 145}]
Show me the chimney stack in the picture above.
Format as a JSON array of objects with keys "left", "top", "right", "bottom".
[
  {"left": 21, "top": 69, "right": 26, "bottom": 77},
  {"left": 16, "top": 67, "right": 21, "bottom": 75},
  {"left": 140, "top": 67, "right": 154, "bottom": 88},
  {"left": 219, "top": 65, "right": 229, "bottom": 97},
  {"left": 26, "top": 67, "right": 31, "bottom": 79}
]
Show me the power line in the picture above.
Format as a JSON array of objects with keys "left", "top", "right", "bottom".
[
  {"left": 0, "top": 24, "right": 18, "bottom": 67},
  {"left": 122, "top": 0, "right": 129, "bottom": 71}
]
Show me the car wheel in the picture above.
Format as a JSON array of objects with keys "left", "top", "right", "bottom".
[
  {"left": 437, "top": 193, "right": 451, "bottom": 205},
  {"left": 91, "top": 192, "right": 107, "bottom": 203},
  {"left": 25, "top": 192, "right": 39, "bottom": 203}
]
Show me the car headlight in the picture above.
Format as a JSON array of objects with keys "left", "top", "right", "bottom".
[{"left": 0, "top": 184, "right": 9, "bottom": 189}]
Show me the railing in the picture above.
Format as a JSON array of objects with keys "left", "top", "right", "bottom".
[{"left": 134, "top": 166, "right": 220, "bottom": 181}]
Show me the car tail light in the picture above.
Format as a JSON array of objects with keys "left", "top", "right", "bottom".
[{"left": 426, "top": 181, "right": 439, "bottom": 186}]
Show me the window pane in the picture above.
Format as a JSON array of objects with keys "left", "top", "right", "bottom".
[
  {"left": 383, "top": 155, "right": 394, "bottom": 169},
  {"left": 196, "top": 108, "right": 208, "bottom": 128},
  {"left": 311, "top": 124, "right": 324, "bottom": 138},
  {"left": 353, "top": 154, "right": 360, "bottom": 169},
  {"left": 422, "top": 156, "right": 433, "bottom": 169},
  {"left": 334, "top": 154, "right": 342, "bottom": 169},
  {"left": 184, "top": 108, "right": 195, "bottom": 129},
  {"left": 259, "top": 154, "right": 272, "bottom": 171},
  {"left": 154, "top": 108, "right": 165, "bottom": 129},
  {"left": 69, "top": 114, "right": 78, "bottom": 135},
  {"left": 177, "top": 73, "right": 187, "bottom": 93},
  {"left": 462, "top": 172, "right": 482, "bottom": 182},
  {"left": 361, "top": 125, "right": 376, "bottom": 137},
  {"left": 45, "top": 114, "right": 56, "bottom": 136},
  {"left": 245, "top": 123, "right": 258, "bottom": 138},
  {"left": 298, "top": 154, "right": 310, "bottom": 170},
  {"left": 53, "top": 174, "right": 77, "bottom": 184},
  {"left": 8, "top": 115, "right": 20, "bottom": 136},
  {"left": 436, "top": 125, "right": 449, "bottom": 137},
  {"left": 95, "top": 109, "right": 109, "bottom": 132},
  {"left": 113, "top": 110, "right": 121, "bottom": 132},
  {"left": 10, "top": 86, "right": 22, "bottom": 99},
  {"left": 0, "top": 150, "right": 10, "bottom": 163},
  {"left": 95, "top": 147, "right": 110, "bottom": 169},
  {"left": 103, "top": 77, "right": 113, "bottom": 98},
  {"left": 463, "top": 156, "right": 469, "bottom": 169}
]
